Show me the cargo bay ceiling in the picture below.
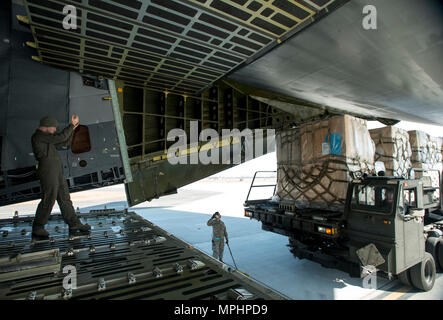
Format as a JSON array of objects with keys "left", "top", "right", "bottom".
[{"left": 22, "top": 0, "right": 343, "bottom": 95}]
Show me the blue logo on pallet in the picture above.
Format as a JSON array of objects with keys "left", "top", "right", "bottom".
[{"left": 324, "top": 133, "right": 342, "bottom": 156}]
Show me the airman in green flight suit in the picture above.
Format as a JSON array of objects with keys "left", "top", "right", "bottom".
[
  {"left": 31, "top": 115, "right": 90, "bottom": 237},
  {"left": 207, "top": 212, "right": 228, "bottom": 262}
]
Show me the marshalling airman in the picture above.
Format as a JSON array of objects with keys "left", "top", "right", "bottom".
[{"left": 207, "top": 211, "right": 228, "bottom": 262}]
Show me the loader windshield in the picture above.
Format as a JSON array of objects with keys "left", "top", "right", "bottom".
[{"left": 350, "top": 184, "right": 396, "bottom": 215}]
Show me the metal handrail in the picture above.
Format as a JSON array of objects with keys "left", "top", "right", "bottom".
[
  {"left": 408, "top": 167, "right": 442, "bottom": 210},
  {"left": 245, "top": 171, "right": 277, "bottom": 203}
]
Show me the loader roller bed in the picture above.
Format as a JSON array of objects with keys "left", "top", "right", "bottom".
[{"left": 0, "top": 209, "right": 285, "bottom": 300}]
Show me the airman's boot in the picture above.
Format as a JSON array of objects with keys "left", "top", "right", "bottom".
[
  {"left": 68, "top": 219, "right": 91, "bottom": 232},
  {"left": 32, "top": 226, "right": 49, "bottom": 238}
]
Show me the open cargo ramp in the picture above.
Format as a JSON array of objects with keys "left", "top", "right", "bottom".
[{"left": 0, "top": 209, "right": 286, "bottom": 300}]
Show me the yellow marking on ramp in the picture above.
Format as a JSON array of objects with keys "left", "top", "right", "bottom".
[{"left": 382, "top": 286, "right": 411, "bottom": 300}]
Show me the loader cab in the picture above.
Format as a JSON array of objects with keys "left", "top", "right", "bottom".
[
  {"left": 348, "top": 180, "right": 398, "bottom": 216},
  {"left": 345, "top": 177, "right": 427, "bottom": 275},
  {"left": 346, "top": 177, "right": 429, "bottom": 220}
]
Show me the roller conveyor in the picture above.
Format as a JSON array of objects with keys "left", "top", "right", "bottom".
[{"left": 0, "top": 209, "right": 286, "bottom": 300}]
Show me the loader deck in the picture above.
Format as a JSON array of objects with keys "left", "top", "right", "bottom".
[{"left": 0, "top": 209, "right": 285, "bottom": 300}]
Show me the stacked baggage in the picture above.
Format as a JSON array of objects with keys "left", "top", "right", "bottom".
[{"left": 276, "top": 115, "right": 375, "bottom": 211}]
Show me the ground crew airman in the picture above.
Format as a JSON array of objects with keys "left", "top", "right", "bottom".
[
  {"left": 31, "top": 115, "right": 90, "bottom": 237},
  {"left": 207, "top": 212, "right": 228, "bottom": 262}
]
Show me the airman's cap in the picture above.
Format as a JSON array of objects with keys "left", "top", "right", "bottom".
[{"left": 39, "top": 116, "right": 58, "bottom": 127}]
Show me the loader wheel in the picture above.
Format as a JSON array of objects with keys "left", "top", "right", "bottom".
[
  {"left": 425, "top": 237, "right": 442, "bottom": 272},
  {"left": 410, "top": 252, "right": 436, "bottom": 291},
  {"left": 398, "top": 268, "right": 412, "bottom": 286},
  {"left": 438, "top": 239, "right": 443, "bottom": 271},
  {"left": 427, "top": 230, "right": 442, "bottom": 239}
]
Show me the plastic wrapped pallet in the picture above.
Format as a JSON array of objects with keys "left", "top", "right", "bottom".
[
  {"left": 369, "top": 126, "right": 412, "bottom": 177},
  {"left": 439, "top": 137, "right": 443, "bottom": 164},
  {"left": 408, "top": 130, "right": 441, "bottom": 165},
  {"left": 408, "top": 131, "right": 442, "bottom": 175},
  {"left": 408, "top": 131, "right": 442, "bottom": 201},
  {"left": 276, "top": 115, "right": 375, "bottom": 211},
  {"left": 436, "top": 137, "right": 443, "bottom": 164}
]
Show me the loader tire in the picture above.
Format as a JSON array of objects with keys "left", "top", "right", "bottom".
[
  {"left": 425, "top": 237, "right": 441, "bottom": 272},
  {"left": 398, "top": 268, "right": 412, "bottom": 286},
  {"left": 410, "top": 252, "right": 436, "bottom": 292},
  {"left": 438, "top": 238, "right": 443, "bottom": 271}
]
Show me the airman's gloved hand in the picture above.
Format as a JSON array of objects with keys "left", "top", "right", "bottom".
[
  {"left": 71, "top": 114, "right": 79, "bottom": 128},
  {"left": 226, "top": 239, "right": 229, "bottom": 244}
]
